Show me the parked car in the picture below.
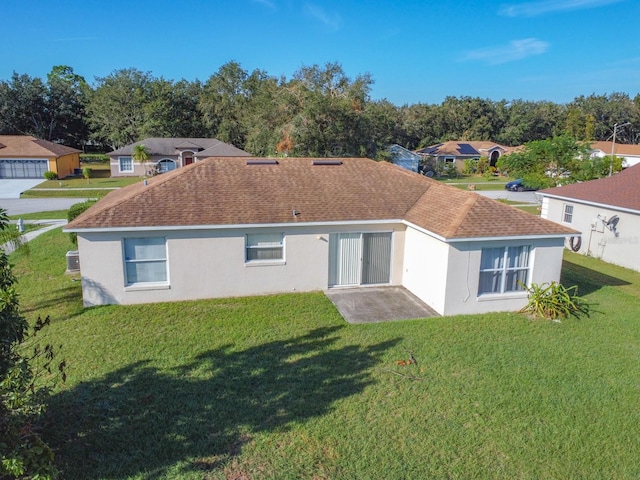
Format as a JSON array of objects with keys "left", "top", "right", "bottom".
[{"left": 504, "top": 179, "right": 537, "bottom": 192}]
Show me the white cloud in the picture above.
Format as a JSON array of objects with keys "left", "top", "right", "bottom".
[
  {"left": 499, "top": 0, "right": 625, "bottom": 17},
  {"left": 304, "top": 3, "right": 342, "bottom": 30},
  {"left": 460, "top": 38, "right": 550, "bottom": 65}
]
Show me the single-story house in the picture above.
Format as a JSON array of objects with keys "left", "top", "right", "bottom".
[
  {"left": 65, "top": 157, "right": 577, "bottom": 315},
  {"left": 416, "top": 141, "right": 520, "bottom": 172},
  {"left": 537, "top": 164, "right": 640, "bottom": 272},
  {"left": 0, "top": 135, "right": 81, "bottom": 179},
  {"left": 589, "top": 141, "right": 640, "bottom": 168},
  {"left": 109, "top": 137, "right": 251, "bottom": 177}
]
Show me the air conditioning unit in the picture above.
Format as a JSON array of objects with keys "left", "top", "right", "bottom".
[{"left": 66, "top": 250, "right": 80, "bottom": 273}]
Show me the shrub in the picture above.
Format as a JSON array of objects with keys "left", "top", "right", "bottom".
[
  {"left": 67, "top": 200, "right": 96, "bottom": 245},
  {"left": 79, "top": 154, "right": 109, "bottom": 164},
  {"left": 43, "top": 171, "right": 58, "bottom": 181},
  {"left": 519, "top": 281, "right": 590, "bottom": 320},
  {"left": 462, "top": 159, "right": 476, "bottom": 175}
]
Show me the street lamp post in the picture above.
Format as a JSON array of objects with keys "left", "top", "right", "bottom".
[{"left": 609, "top": 122, "right": 631, "bottom": 176}]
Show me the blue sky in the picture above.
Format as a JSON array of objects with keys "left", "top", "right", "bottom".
[{"left": 2, "top": 0, "right": 639, "bottom": 105}]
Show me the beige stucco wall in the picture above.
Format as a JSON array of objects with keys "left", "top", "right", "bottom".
[
  {"left": 77, "top": 223, "right": 404, "bottom": 306},
  {"left": 542, "top": 197, "right": 640, "bottom": 272},
  {"left": 401, "top": 226, "right": 450, "bottom": 314},
  {"left": 401, "top": 226, "right": 565, "bottom": 316},
  {"left": 441, "top": 238, "right": 565, "bottom": 316}
]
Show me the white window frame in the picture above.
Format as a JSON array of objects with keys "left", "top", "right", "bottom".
[
  {"left": 563, "top": 204, "right": 574, "bottom": 224},
  {"left": 478, "top": 246, "right": 531, "bottom": 295},
  {"left": 123, "top": 237, "right": 168, "bottom": 287},
  {"left": 119, "top": 156, "right": 134, "bottom": 173},
  {"left": 245, "top": 233, "right": 285, "bottom": 264},
  {"left": 443, "top": 157, "right": 456, "bottom": 164}
]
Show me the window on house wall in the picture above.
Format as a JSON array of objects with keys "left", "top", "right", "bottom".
[
  {"left": 123, "top": 237, "right": 168, "bottom": 285},
  {"left": 444, "top": 157, "right": 456, "bottom": 163},
  {"left": 119, "top": 156, "right": 133, "bottom": 173},
  {"left": 563, "top": 204, "right": 574, "bottom": 223},
  {"left": 478, "top": 246, "right": 530, "bottom": 295},
  {"left": 246, "top": 233, "right": 284, "bottom": 262},
  {"left": 157, "top": 159, "right": 177, "bottom": 173}
]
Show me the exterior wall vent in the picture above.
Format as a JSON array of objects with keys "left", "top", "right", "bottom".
[
  {"left": 312, "top": 160, "right": 343, "bottom": 166},
  {"left": 246, "top": 159, "right": 279, "bottom": 165},
  {"left": 66, "top": 250, "right": 80, "bottom": 273}
]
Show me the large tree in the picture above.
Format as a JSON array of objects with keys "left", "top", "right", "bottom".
[
  {"left": 497, "top": 135, "right": 594, "bottom": 189},
  {"left": 88, "top": 68, "right": 154, "bottom": 149}
]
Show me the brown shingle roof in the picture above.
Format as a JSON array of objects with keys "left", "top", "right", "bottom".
[
  {"left": 67, "top": 157, "right": 576, "bottom": 240},
  {"left": 0, "top": 135, "right": 80, "bottom": 157},
  {"left": 539, "top": 164, "right": 640, "bottom": 212},
  {"left": 590, "top": 141, "right": 640, "bottom": 157}
]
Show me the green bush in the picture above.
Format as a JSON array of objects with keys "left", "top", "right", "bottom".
[
  {"left": 43, "top": 171, "right": 58, "bottom": 181},
  {"left": 519, "top": 281, "right": 590, "bottom": 320},
  {"left": 79, "top": 154, "right": 109, "bottom": 164},
  {"left": 67, "top": 200, "right": 96, "bottom": 245},
  {"left": 462, "top": 159, "right": 476, "bottom": 175}
]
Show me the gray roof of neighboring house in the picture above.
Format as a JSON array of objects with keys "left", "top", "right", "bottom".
[
  {"left": 67, "top": 156, "right": 576, "bottom": 241},
  {"left": 538, "top": 164, "right": 640, "bottom": 213},
  {"left": 109, "top": 138, "right": 250, "bottom": 157}
]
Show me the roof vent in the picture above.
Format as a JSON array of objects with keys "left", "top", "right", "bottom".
[
  {"left": 246, "top": 159, "right": 279, "bottom": 165},
  {"left": 312, "top": 160, "right": 343, "bottom": 166}
]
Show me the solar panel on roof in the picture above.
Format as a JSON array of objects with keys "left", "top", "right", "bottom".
[
  {"left": 417, "top": 143, "right": 442, "bottom": 154},
  {"left": 457, "top": 143, "right": 479, "bottom": 155}
]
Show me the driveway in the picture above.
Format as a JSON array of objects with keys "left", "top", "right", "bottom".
[
  {"left": 0, "top": 179, "right": 44, "bottom": 199},
  {"left": 325, "top": 286, "right": 439, "bottom": 323}
]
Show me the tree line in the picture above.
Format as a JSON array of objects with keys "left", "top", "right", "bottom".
[{"left": 1, "top": 62, "right": 639, "bottom": 156}]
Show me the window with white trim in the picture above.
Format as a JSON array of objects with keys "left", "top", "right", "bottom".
[
  {"left": 246, "top": 233, "right": 284, "bottom": 262},
  {"left": 123, "top": 237, "right": 168, "bottom": 285},
  {"left": 444, "top": 157, "right": 456, "bottom": 163},
  {"left": 478, "top": 246, "right": 530, "bottom": 295},
  {"left": 563, "top": 204, "right": 574, "bottom": 223},
  {"left": 119, "top": 156, "right": 133, "bottom": 173}
]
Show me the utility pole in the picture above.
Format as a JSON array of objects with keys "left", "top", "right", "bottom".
[{"left": 609, "top": 122, "right": 631, "bottom": 176}]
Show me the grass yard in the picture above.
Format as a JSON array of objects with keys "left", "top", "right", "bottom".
[{"left": 9, "top": 228, "right": 640, "bottom": 479}]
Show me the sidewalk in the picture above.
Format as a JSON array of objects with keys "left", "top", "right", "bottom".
[{"left": 2, "top": 219, "right": 68, "bottom": 255}]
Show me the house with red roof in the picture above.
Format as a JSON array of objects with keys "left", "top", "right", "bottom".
[
  {"left": 65, "top": 157, "right": 576, "bottom": 315},
  {"left": 537, "top": 164, "right": 640, "bottom": 272},
  {"left": 0, "top": 135, "right": 80, "bottom": 179},
  {"left": 109, "top": 137, "right": 250, "bottom": 177}
]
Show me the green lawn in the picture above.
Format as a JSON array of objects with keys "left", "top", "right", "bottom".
[
  {"left": 10, "top": 228, "right": 640, "bottom": 479},
  {"left": 23, "top": 163, "right": 142, "bottom": 198}
]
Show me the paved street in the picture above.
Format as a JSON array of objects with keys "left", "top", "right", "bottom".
[
  {"left": 0, "top": 198, "right": 89, "bottom": 216},
  {"left": 476, "top": 189, "right": 539, "bottom": 204}
]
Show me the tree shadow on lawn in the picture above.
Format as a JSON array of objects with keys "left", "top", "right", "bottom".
[
  {"left": 561, "top": 258, "right": 631, "bottom": 296},
  {"left": 45, "top": 326, "right": 399, "bottom": 479}
]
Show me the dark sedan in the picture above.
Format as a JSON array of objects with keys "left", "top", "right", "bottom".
[{"left": 504, "top": 179, "right": 537, "bottom": 192}]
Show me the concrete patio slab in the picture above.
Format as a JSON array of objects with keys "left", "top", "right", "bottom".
[{"left": 325, "top": 286, "right": 439, "bottom": 324}]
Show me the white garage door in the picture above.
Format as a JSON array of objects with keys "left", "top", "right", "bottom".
[{"left": 0, "top": 159, "right": 49, "bottom": 178}]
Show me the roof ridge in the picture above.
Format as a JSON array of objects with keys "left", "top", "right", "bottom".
[{"left": 442, "top": 191, "right": 479, "bottom": 237}]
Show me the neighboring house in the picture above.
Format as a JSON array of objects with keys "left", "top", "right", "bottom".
[
  {"left": 589, "top": 141, "right": 640, "bottom": 168},
  {"left": 0, "top": 135, "right": 80, "bottom": 179},
  {"left": 416, "top": 141, "right": 519, "bottom": 172},
  {"left": 109, "top": 137, "right": 251, "bottom": 177},
  {"left": 537, "top": 164, "right": 640, "bottom": 272},
  {"left": 66, "top": 157, "right": 576, "bottom": 316},
  {"left": 389, "top": 144, "right": 421, "bottom": 173}
]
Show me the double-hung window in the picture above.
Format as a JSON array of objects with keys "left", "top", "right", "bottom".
[
  {"left": 246, "top": 233, "right": 284, "bottom": 262},
  {"left": 479, "top": 246, "right": 530, "bottom": 295},
  {"left": 563, "top": 204, "right": 574, "bottom": 223},
  {"left": 124, "top": 237, "right": 167, "bottom": 285},
  {"left": 119, "top": 156, "right": 133, "bottom": 173}
]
